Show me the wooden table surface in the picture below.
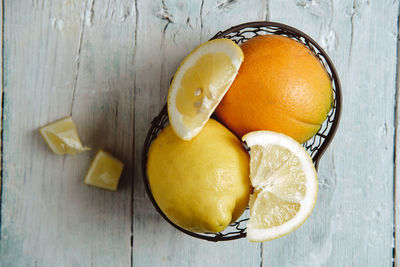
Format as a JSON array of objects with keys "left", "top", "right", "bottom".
[{"left": 0, "top": 0, "right": 398, "bottom": 266}]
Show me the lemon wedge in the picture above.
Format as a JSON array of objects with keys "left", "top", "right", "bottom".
[
  {"left": 242, "top": 131, "right": 318, "bottom": 242},
  {"left": 39, "top": 116, "right": 90, "bottom": 155},
  {"left": 84, "top": 150, "right": 124, "bottom": 191},
  {"left": 167, "top": 39, "right": 244, "bottom": 140}
]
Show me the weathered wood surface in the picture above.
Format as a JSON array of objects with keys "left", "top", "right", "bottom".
[
  {"left": 265, "top": 1, "right": 398, "bottom": 266},
  {"left": 0, "top": 0, "right": 399, "bottom": 266},
  {"left": 0, "top": 1, "right": 134, "bottom": 266},
  {"left": 395, "top": 2, "right": 400, "bottom": 266}
]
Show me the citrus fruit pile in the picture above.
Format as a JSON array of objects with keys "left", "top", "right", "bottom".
[{"left": 147, "top": 35, "right": 332, "bottom": 242}]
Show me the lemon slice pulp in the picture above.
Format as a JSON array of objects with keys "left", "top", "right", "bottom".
[
  {"left": 242, "top": 131, "right": 318, "bottom": 242},
  {"left": 84, "top": 150, "right": 124, "bottom": 191},
  {"left": 39, "top": 117, "right": 90, "bottom": 155},
  {"left": 167, "top": 39, "right": 244, "bottom": 140}
]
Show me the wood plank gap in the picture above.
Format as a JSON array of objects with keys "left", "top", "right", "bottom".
[
  {"left": 131, "top": 0, "right": 139, "bottom": 266},
  {"left": 200, "top": 0, "right": 204, "bottom": 32},
  {"left": 0, "top": 0, "right": 5, "bottom": 242},
  {"left": 69, "top": 0, "right": 94, "bottom": 115},
  {"left": 394, "top": 1, "right": 400, "bottom": 265},
  {"left": 265, "top": 0, "right": 270, "bottom": 21},
  {"left": 348, "top": 0, "right": 356, "bottom": 66}
]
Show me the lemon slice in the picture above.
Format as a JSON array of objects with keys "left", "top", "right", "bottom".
[
  {"left": 84, "top": 150, "right": 124, "bottom": 191},
  {"left": 242, "top": 131, "right": 318, "bottom": 242},
  {"left": 167, "top": 39, "right": 244, "bottom": 140},
  {"left": 39, "top": 117, "right": 90, "bottom": 155}
]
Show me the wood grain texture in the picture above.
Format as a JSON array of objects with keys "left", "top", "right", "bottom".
[
  {"left": 0, "top": 0, "right": 2, "bottom": 195},
  {"left": 1, "top": 0, "right": 399, "bottom": 266},
  {"left": 132, "top": 1, "right": 266, "bottom": 266},
  {"left": 0, "top": 0, "right": 134, "bottom": 266},
  {"left": 396, "top": 3, "right": 400, "bottom": 266},
  {"left": 266, "top": 0, "right": 398, "bottom": 266}
]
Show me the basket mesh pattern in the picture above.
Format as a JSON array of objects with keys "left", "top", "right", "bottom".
[{"left": 142, "top": 21, "right": 342, "bottom": 242}]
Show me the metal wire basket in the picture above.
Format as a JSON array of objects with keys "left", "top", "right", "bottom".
[{"left": 142, "top": 21, "right": 342, "bottom": 242}]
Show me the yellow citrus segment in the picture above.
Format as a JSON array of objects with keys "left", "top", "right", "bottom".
[
  {"left": 168, "top": 39, "right": 244, "bottom": 140},
  {"left": 243, "top": 131, "right": 318, "bottom": 242},
  {"left": 84, "top": 150, "right": 124, "bottom": 191},
  {"left": 249, "top": 191, "right": 300, "bottom": 228},
  {"left": 250, "top": 145, "right": 307, "bottom": 202},
  {"left": 176, "top": 52, "right": 236, "bottom": 126},
  {"left": 39, "top": 117, "right": 90, "bottom": 155}
]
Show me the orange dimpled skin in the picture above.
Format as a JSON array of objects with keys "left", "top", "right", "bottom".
[{"left": 215, "top": 35, "right": 333, "bottom": 144}]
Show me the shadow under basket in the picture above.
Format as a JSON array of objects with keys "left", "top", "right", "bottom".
[{"left": 142, "top": 21, "right": 342, "bottom": 242}]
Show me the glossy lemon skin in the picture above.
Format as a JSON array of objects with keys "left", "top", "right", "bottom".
[{"left": 147, "top": 119, "right": 251, "bottom": 233}]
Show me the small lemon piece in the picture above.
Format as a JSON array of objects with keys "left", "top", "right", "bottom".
[
  {"left": 147, "top": 119, "right": 250, "bottom": 233},
  {"left": 84, "top": 150, "right": 124, "bottom": 191},
  {"left": 242, "top": 131, "right": 318, "bottom": 242},
  {"left": 167, "top": 39, "right": 244, "bottom": 141},
  {"left": 39, "top": 116, "right": 90, "bottom": 155}
]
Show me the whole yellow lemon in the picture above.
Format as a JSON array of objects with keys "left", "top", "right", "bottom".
[{"left": 147, "top": 119, "right": 250, "bottom": 233}]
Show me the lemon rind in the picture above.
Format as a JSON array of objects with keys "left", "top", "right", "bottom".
[
  {"left": 242, "top": 131, "right": 318, "bottom": 242},
  {"left": 167, "top": 39, "right": 244, "bottom": 141}
]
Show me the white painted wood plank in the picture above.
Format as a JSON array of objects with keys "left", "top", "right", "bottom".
[
  {"left": 132, "top": 1, "right": 266, "bottom": 266},
  {"left": 0, "top": 0, "right": 3, "bottom": 193},
  {"left": 265, "top": 1, "right": 398, "bottom": 266},
  {"left": 395, "top": 7, "right": 400, "bottom": 267},
  {"left": 0, "top": 1, "right": 134, "bottom": 266}
]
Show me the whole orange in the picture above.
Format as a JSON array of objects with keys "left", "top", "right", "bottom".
[{"left": 215, "top": 35, "right": 333, "bottom": 143}]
